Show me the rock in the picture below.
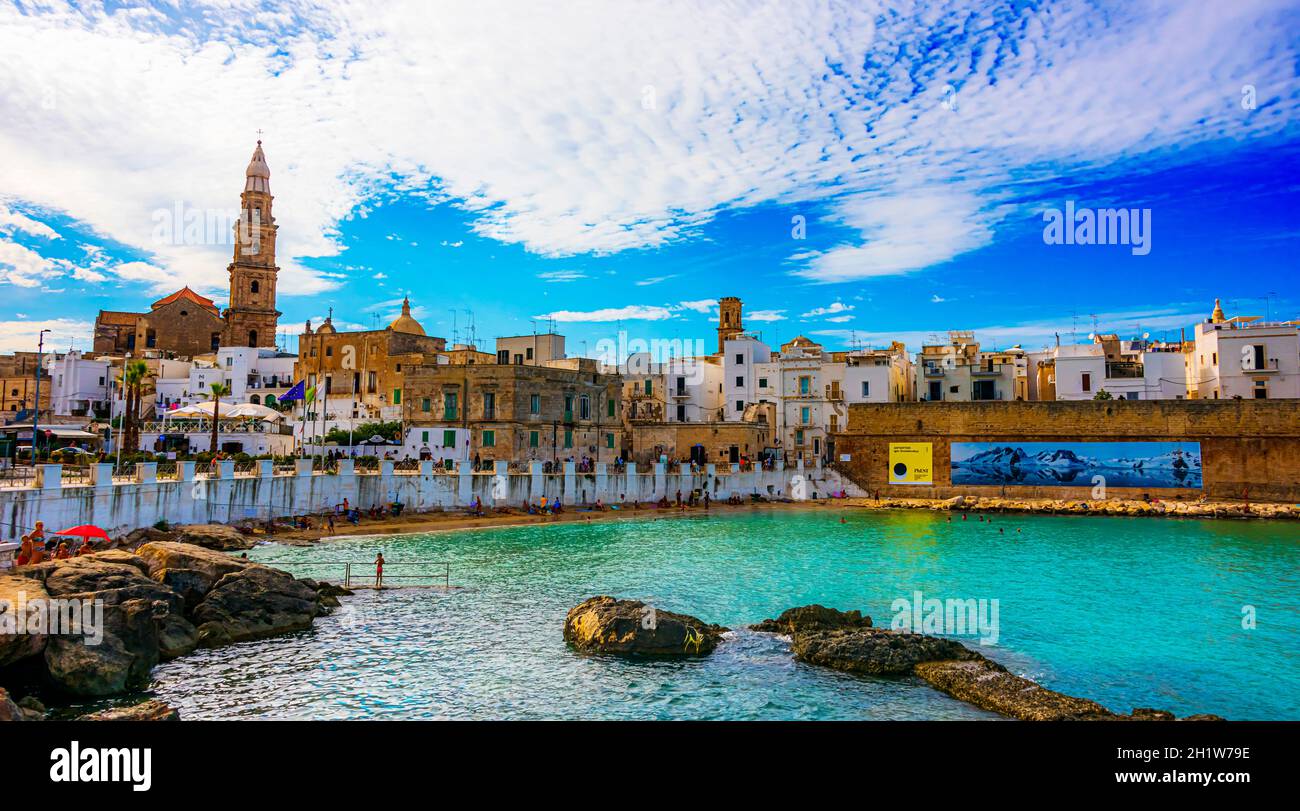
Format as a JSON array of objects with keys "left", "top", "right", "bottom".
[
  {"left": 317, "top": 582, "right": 354, "bottom": 598},
  {"left": 751, "top": 604, "right": 873, "bottom": 635},
  {"left": 914, "top": 658, "right": 1117, "bottom": 720},
  {"left": 136, "top": 541, "right": 249, "bottom": 585},
  {"left": 192, "top": 566, "right": 320, "bottom": 648},
  {"left": 171, "top": 524, "right": 256, "bottom": 551},
  {"left": 791, "top": 628, "right": 979, "bottom": 675},
  {"left": 564, "top": 596, "right": 727, "bottom": 656},
  {"left": 121, "top": 526, "right": 175, "bottom": 548},
  {"left": 0, "top": 687, "right": 23, "bottom": 721},
  {"left": 80, "top": 699, "right": 180, "bottom": 721},
  {"left": 1180, "top": 713, "right": 1227, "bottom": 722},
  {"left": 90, "top": 549, "right": 152, "bottom": 575},
  {"left": 153, "top": 568, "right": 217, "bottom": 612},
  {"left": 38, "top": 556, "right": 188, "bottom": 695},
  {"left": 943, "top": 495, "right": 966, "bottom": 508},
  {"left": 0, "top": 572, "right": 50, "bottom": 667},
  {"left": 17, "top": 695, "right": 46, "bottom": 717},
  {"left": 45, "top": 597, "right": 161, "bottom": 696},
  {"left": 1129, "top": 707, "right": 1176, "bottom": 721}
]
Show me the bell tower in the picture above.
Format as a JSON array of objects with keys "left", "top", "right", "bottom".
[
  {"left": 222, "top": 139, "right": 281, "bottom": 349},
  {"left": 717, "top": 296, "right": 744, "bottom": 353}
]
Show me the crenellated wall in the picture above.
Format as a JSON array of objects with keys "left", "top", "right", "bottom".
[{"left": 0, "top": 459, "right": 856, "bottom": 539}]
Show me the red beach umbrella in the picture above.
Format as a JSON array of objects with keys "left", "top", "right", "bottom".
[{"left": 54, "top": 524, "right": 110, "bottom": 541}]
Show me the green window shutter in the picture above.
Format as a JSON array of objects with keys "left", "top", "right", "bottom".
[
  {"left": 606, "top": 432, "right": 614, "bottom": 449},
  {"left": 529, "top": 431, "right": 539, "bottom": 447},
  {"left": 483, "top": 430, "right": 495, "bottom": 447},
  {"left": 443, "top": 430, "right": 456, "bottom": 447},
  {"left": 607, "top": 399, "right": 615, "bottom": 417},
  {"left": 393, "top": 388, "right": 402, "bottom": 405},
  {"left": 421, "top": 397, "right": 431, "bottom": 412},
  {"left": 564, "top": 429, "right": 573, "bottom": 448}
]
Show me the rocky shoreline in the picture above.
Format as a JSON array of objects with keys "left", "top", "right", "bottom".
[
  {"left": 845, "top": 494, "right": 1298, "bottom": 520},
  {"left": 0, "top": 524, "right": 349, "bottom": 721},
  {"left": 565, "top": 598, "right": 1225, "bottom": 721}
]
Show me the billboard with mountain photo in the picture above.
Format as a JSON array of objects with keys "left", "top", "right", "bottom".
[{"left": 950, "top": 441, "right": 1202, "bottom": 489}]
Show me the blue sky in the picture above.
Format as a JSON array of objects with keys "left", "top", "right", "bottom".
[{"left": 1, "top": 0, "right": 1298, "bottom": 357}]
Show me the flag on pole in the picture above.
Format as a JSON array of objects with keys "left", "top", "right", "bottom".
[
  {"left": 281, "top": 379, "right": 307, "bottom": 401},
  {"left": 305, "top": 386, "right": 316, "bottom": 404}
]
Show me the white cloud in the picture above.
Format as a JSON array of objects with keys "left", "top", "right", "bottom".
[
  {"left": 824, "top": 315, "right": 853, "bottom": 323},
  {"left": 747, "top": 309, "right": 787, "bottom": 322},
  {"left": 802, "top": 301, "right": 854, "bottom": 317},
  {"left": 673, "top": 299, "right": 717, "bottom": 314},
  {"left": 0, "top": 317, "right": 92, "bottom": 352},
  {"left": 0, "top": 204, "right": 60, "bottom": 240},
  {"left": 635, "top": 275, "right": 678, "bottom": 287},
  {"left": 538, "top": 270, "right": 588, "bottom": 283},
  {"left": 0, "top": 0, "right": 1295, "bottom": 303},
  {"left": 931, "top": 294, "right": 946, "bottom": 303},
  {"left": 0, "top": 238, "right": 66, "bottom": 288},
  {"left": 535, "top": 305, "right": 676, "bottom": 322}
]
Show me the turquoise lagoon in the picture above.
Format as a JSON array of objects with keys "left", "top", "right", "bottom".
[{"left": 148, "top": 509, "right": 1299, "bottom": 720}]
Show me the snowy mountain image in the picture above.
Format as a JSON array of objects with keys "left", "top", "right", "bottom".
[{"left": 951, "top": 442, "right": 1202, "bottom": 488}]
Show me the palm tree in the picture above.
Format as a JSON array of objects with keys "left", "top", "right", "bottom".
[
  {"left": 120, "top": 360, "right": 148, "bottom": 453},
  {"left": 208, "top": 381, "right": 232, "bottom": 454}
]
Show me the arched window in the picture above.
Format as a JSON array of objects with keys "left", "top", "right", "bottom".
[
  {"left": 251, "top": 280, "right": 260, "bottom": 294},
  {"left": 249, "top": 395, "right": 261, "bottom": 405},
  {"left": 264, "top": 394, "right": 277, "bottom": 408},
  {"left": 248, "top": 330, "right": 258, "bottom": 347}
]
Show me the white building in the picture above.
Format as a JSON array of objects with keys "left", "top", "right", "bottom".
[
  {"left": 622, "top": 352, "right": 724, "bottom": 424},
  {"left": 843, "top": 342, "right": 915, "bottom": 406},
  {"left": 1191, "top": 299, "right": 1300, "bottom": 399},
  {"left": 155, "top": 347, "right": 297, "bottom": 414},
  {"left": 917, "top": 332, "right": 1025, "bottom": 402},
  {"left": 46, "top": 351, "right": 112, "bottom": 418}
]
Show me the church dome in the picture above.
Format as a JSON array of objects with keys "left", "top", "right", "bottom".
[
  {"left": 388, "top": 297, "right": 425, "bottom": 335},
  {"left": 316, "top": 316, "right": 337, "bottom": 334}
]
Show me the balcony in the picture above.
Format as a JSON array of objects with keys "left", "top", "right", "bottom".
[
  {"left": 1243, "top": 358, "right": 1280, "bottom": 374},
  {"left": 1104, "top": 362, "right": 1145, "bottom": 379},
  {"left": 971, "top": 363, "right": 1008, "bottom": 377},
  {"left": 923, "top": 363, "right": 946, "bottom": 377}
]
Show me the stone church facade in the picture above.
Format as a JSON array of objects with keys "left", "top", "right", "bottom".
[{"left": 92, "top": 140, "right": 282, "bottom": 357}]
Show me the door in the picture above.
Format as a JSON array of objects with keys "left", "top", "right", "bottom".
[{"left": 728, "top": 445, "right": 739, "bottom": 463}]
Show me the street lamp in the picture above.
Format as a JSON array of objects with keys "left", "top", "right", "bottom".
[{"left": 32, "top": 329, "right": 51, "bottom": 462}]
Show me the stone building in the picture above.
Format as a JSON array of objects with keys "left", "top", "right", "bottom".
[
  {"left": 0, "top": 352, "right": 49, "bottom": 422},
  {"left": 91, "top": 140, "right": 282, "bottom": 357},
  {"left": 403, "top": 355, "right": 623, "bottom": 464},
  {"left": 294, "top": 299, "right": 446, "bottom": 436}
]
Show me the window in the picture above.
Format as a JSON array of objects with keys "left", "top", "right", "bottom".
[
  {"left": 443, "top": 391, "right": 457, "bottom": 419},
  {"left": 530, "top": 394, "right": 540, "bottom": 415},
  {"left": 325, "top": 346, "right": 333, "bottom": 357},
  {"left": 392, "top": 387, "right": 401, "bottom": 405},
  {"left": 353, "top": 372, "right": 361, "bottom": 393},
  {"left": 676, "top": 404, "right": 686, "bottom": 421},
  {"left": 607, "top": 399, "right": 615, "bottom": 418},
  {"left": 579, "top": 395, "right": 590, "bottom": 420},
  {"left": 497, "top": 350, "right": 509, "bottom": 365},
  {"left": 801, "top": 406, "right": 810, "bottom": 424},
  {"left": 564, "top": 394, "right": 573, "bottom": 421},
  {"left": 861, "top": 381, "right": 870, "bottom": 397},
  {"left": 758, "top": 377, "right": 767, "bottom": 388},
  {"left": 795, "top": 429, "right": 805, "bottom": 446},
  {"left": 211, "top": 333, "right": 220, "bottom": 351},
  {"left": 421, "top": 431, "right": 429, "bottom": 443},
  {"left": 1081, "top": 372, "right": 1091, "bottom": 392},
  {"left": 830, "top": 415, "right": 838, "bottom": 432},
  {"left": 442, "top": 430, "right": 456, "bottom": 447},
  {"left": 526, "top": 347, "right": 534, "bottom": 361},
  {"left": 482, "top": 430, "right": 495, "bottom": 447},
  {"left": 421, "top": 397, "right": 431, "bottom": 413},
  {"left": 529, "top": 430, "right": 539, "bottom": 447},
  {"left": 735, "top": 376, "right": 744, "bottom": 387},
  {"left": 1244, "top": 345, "right": 1266, "bottom": 371},
  {"left": 513, "top": 354, "right": 523, "bottom": 365},
  {"left": 735, "top": 400, "right": 744, "bottom": 412},
  {"left": 250, "top": 280, "right": 260, "bottom": 293},
  {"left": 735, "top": 353, "right": 744, "bottom": 364},
  {"left": 483, "top": 392, "right": 496, "bottom": 419},
  {"left": 799, "top": 376, "right": 810, "bottom": 395},
  {"left": 644, "top": 380, "right": 653, "bottom": 395},
  {"left": 1212, "top": 352, "right": 1218, "bottom": 365},
  {"left": 247, "top": 330, "right": 257, "bottom": 347},
  {"left": 564, "top": 429, "right": 573, "bottom": 449},
  {"left": 367, "top": 371, "right": 377, "bottom": 393},
  {"left": 1254, "top": 381, "right": 1267, "bottom": 399},
  {"left": 606, "top": 432, "right": 614, "bottom": 449}
]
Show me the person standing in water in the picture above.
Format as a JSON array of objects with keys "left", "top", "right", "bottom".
[{"left": 374, "top": 552, "right": 385, "bottom": 589}]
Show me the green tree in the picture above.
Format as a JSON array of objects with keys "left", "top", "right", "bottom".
[
  {"left": 1092, "top": 388, "right": 1114, "bottom": 400},
  {"left": 209, "top": 381, "right": 232, "bottom": 453},
  {"left": 120, "top": 359, "right": 149, "bottom": 453}
]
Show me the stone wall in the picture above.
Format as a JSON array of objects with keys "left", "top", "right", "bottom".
[
  {"left": 0, "top": 459, "right": 854, "bottom": 539},
  {"left": 835, "top": 400, "right": 1300, "bottom": 502}
]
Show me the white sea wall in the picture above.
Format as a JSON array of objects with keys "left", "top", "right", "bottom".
[{"left": 0, "top": 460, "right": 859, "bottom": 539}]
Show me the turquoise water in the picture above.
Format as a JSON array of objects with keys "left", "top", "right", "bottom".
[{"left": 148, "top": 509, "right": 1300, "bottom": 720}]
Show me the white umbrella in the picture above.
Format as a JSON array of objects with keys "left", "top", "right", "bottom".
[{"left": 225, "top": 403, "right": 285, "bottom": 421}]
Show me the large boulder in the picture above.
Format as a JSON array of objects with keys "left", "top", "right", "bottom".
[
  {"left": 171, "top": 524, "right": 257, "bottom": 551},
  {"left": 192, "top": 566, "right": 320, "bottom": 648},
  {"left": 564, "top": 596, "right": 727, "bottom": 656},
  {"left": 38, "top": 556, "right": 193, "bottom": 694},
  {"left": 790, "top": 628, "right": 980, "bottom": 675},
  {"left": 0, "top": 687, "right": 23, "bottom": 721},
  {"left": 0, "top": 572, "right": 49, "bottom": 667},
  {"left": 751, "top": 604, "right": 873, "bottom": 635},
  {"left": 80, "top": 699, "right": 180, "bottom": 721},
  {"left": 135, "top": 541, "right": 249, "bottom": 585}
]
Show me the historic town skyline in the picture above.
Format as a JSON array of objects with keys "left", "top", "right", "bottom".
[{"left": 1, "top": 1, "right": 1298, "bottom": 358}]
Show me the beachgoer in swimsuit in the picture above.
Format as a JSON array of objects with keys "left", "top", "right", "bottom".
[{"left": 374, "top": 552, "right": 385, "bottom": 589}]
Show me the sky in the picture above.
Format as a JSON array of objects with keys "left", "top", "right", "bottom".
[{"left": 0, "top": 0, "right": 1297, "bottom": 359}]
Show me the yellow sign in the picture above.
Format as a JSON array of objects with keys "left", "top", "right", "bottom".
[{"left": 889, "top": 443, "right": 933, "bottom": 485}]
